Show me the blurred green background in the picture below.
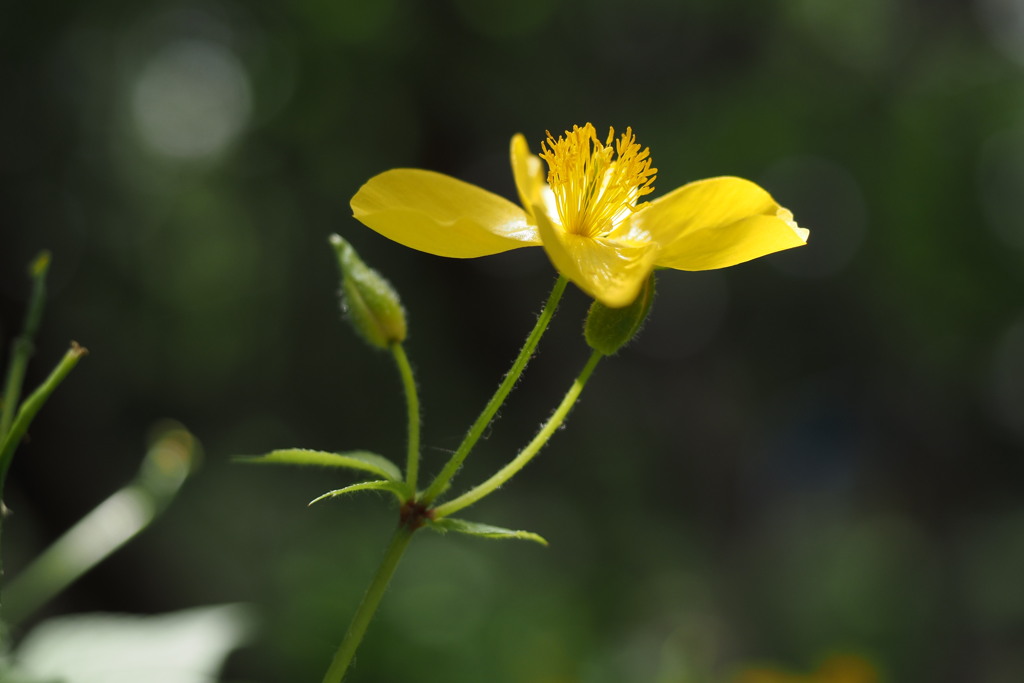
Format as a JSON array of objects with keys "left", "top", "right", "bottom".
[{"left": 3, "top": 0, "right": 1024, "bottom": 681}]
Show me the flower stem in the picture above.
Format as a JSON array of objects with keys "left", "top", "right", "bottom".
[
  {"left": 321, "top": 523, "right": 416, "bottom": 683},
  {"left": 433, "top": 349, "right": 603, "bottom": 518},
  {"left": 421, "top": 275, "right": 568, "bottom": 504},
  {"left": 0, "top": 342, "right": 87, "bottom": 617},
  {"left": 390, "top": 343, "right": 420, "bottom": 492},
  {"left": 1, "top": 251, "right": 51, "bottom": 440},
  {"left": 0, "top": 343, "right": 88, "bottom": 503}
]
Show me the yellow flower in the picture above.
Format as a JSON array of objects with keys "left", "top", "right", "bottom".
[{"left": 351, "top": 123, "right": 808, "bottom": 307}]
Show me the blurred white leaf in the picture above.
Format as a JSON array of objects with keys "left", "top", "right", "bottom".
[{"left": 15, "top": 604, "right": 254, "bottom": 683}]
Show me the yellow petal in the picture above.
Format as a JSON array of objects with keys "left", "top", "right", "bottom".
[
  {"left": 351, "top": 169, "right": 540, "bottom": 258},
  {"left": 653, "top": 212, "right": 808, "bottom": 271},
  {"left": 534, "top": 206, "right": 659, "bottom": 308},
  {"left": 510, "top": 134, "right": 546, "bottom": 215},
  {"left": 634, "top": 176, "right": 809, "bottom": 270}
]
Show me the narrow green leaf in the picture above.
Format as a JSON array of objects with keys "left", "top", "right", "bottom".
[
  {"left": 308, "top": 480, "right": 409, "bottom": 506},
  {"left": 236, "top": 448, "right": 402, "bottom": 482},
  {"left": 427, "top": 517, "right": 548, "bottom": 546}
]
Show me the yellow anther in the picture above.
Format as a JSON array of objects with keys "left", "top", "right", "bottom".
[{"left": 539, "top": 123, "right": 657, "bottom": 238}]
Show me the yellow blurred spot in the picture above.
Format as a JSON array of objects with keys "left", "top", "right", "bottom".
[
  {"left": 734, "top": 654, "right": 880, "bottom": 683},
  {"left": 145, "top": 420, "right": 200, "bottom": 483},
  {"left": 29, "top": 250, "right": 52, "bottom": 278},
  {"left": 816, "top": 654, "right": 879, "bottom": 683}
]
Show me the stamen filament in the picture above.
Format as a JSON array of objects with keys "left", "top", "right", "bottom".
[{"left": 539, "top": 123, "right": 657, "bottom": 238}]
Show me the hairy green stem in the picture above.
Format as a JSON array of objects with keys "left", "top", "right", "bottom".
[
  {"left": 390, "top": 343, "right": 420, "bottom": 492},
  {"left": 434, "top": 350, "right": 603, "bottom": 518},
  {"left": 1, "top": 251, "right": 51, "bottom": 439},
  {"left": 321, "top": 524, "right": 415, "bottom": 683},
  {"left": 422, "top": 275, "right": 568, "bottom": 503}
]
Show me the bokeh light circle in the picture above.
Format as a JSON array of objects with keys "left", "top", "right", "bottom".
[{"left": 130, "top": 39, "right": 251, "bottom": 160}]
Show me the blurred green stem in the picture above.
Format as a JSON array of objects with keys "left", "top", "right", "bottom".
[
  {"left": 0, "top": 344, "right": 87, "bottom": 498},
  {"left": 421, "top": 275, "right": 568, "bottom": 503},
  {"left": 321, "top": 523, "right": 415, "bottom": 683},
  {"left": 390, "top": 343, "right": 420, "bottom": 492},
  {"left": 0, "top": 342, "right": 87, "bottom": 618},
  {"left": 1, "top": 425, "right": 196, "bottom": 626},
  {"left": 434, "top": 350, "right": 603, "bottom": 518},
  {"left": 0, "top": 251, "right": 51, "bottom": 440}
]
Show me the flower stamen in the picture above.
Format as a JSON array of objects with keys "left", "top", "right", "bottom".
[{"left": 539, "top": 123, "right": 657, "bottom": 238}]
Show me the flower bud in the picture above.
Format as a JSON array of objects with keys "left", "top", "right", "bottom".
[
  {"left": 584, "top": 273, "right": 655, "bottom": 355},
  {"left": 330, "top": 234, "right": 407, "bottom": 349}
]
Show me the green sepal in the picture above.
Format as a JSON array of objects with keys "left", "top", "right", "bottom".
[
  {"left": 426, "top": 517, "right": 548, "bottom": 546},
  {"left": 235, "top": 448, "right": 403, "bottom": 483},
  {"left": 308, "top": 480, "right": 410, "bottom": 506},
  {"left": 330, "top": 234, "right": 407, "bottom": 349},
  {"left": 584, "top": 272, "right": 656, "bottom": 355}
]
